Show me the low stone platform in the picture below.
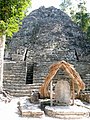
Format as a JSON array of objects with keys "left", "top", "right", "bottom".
[
  {"left": 18, "top": 98, "right": 44, "bottom": 118},
  {"left": 45, "top": 105, "right": 90, "bottom": 119}
]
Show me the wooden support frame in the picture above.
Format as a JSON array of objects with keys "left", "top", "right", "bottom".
[
  {"left": 39, "top": 60, "right": 85, "bottom": 98},
  {"left": 50, "top": 80, "right": 53, "bottom": 106},
  {"left": 72, "top": 79, "right": 75, "bottom": 105}
]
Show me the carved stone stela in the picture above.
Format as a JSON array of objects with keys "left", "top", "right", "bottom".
[{"left": 55, "top": 80, "right": 70, "bottom": 105}]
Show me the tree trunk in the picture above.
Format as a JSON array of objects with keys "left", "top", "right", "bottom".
[{"left": 0, "top": 35, "right": 6, "bottom": 92}]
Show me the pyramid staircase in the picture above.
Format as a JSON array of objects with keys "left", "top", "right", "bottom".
[{"left": 3, "top": 61, "right": 43, "bottom": 97}]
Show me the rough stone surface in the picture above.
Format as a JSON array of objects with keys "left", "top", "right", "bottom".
[
  {"left": 3, "top": 6, "right": 90, "bottom": 98},
  {"left": 5, "top": 6, "right": 90, "bottom": 62},
  {"left": 30, "top": 91, "right": 39, "bottom": 104},
  {"left": 45, "top": 105, "right": 90, "bottom": 119},
  {"left": 3, "top": 61, "right": 90, "bottom": 99},
  {"left": 55, "top": 80, "right": 70, "bottom": 105},
  {"left": 18, "top": 98, "right": 44, "bottom": 118},
  {"left": 78, "top": 93, "right": 90, "bottom": 103}
]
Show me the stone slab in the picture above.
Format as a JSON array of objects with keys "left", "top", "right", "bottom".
[
  {"left": 45, "top": 105, "right": 90, "bottom": 119},
  {"left": 18, "top": 98, "right": 44, "bottom": 118},
  {"left": 55, "top": 80, "right": 70, "bottom": 105}
]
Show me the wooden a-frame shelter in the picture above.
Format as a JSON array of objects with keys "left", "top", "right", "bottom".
[{"left": 39, "top": 60, "right": 85, "bottom": 102}]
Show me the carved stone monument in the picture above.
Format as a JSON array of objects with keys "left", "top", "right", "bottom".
[{"left": 55, "top": 80, "right": 70, "bottom": 105}]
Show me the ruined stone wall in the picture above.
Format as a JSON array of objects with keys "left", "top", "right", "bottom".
[
  {"left": 3, "top": 61, "right": 27, "bottom": 96},
  {"left": 3, "top": 61, "right": 42, "bottom": 96},
  {"left": 33, "top": 61, "right": 90, "bottom": 91},
  {"left": 6, "top": 6, "right": 90, "bottom": 62},
  {"left": 3, "top": 60, "right": 90, "bottom": 97},
  {"left": 3, "top": 7, "right": 90, "bottom": 98}
]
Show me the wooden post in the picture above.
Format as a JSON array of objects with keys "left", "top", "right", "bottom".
[
  {"left": 50, "top": 80, "right": 53, "bottom": 106},
  {"left": 72, "top": 79, "right": 75, "bottom": 105}
]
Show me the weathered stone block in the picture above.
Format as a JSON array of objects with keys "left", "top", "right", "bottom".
[
  {"left": 18, "top": 98, "right": 44, "bottom": 118},
  {"left": 45, "top": 105, "right": 89, "bottom": 119},
  {"left": 55, "top": 80, "right": 70, "bottom": 105},
  {"left": 12, "top": 54, "right": 23, "bottom": 61}
]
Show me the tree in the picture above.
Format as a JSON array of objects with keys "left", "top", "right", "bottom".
[
  {"left": 60, "top": 0, "right": 90, "bottom": 40},
  {"left": 0, "top": 0, "right": 31, "bottom": 92},
  {"left": 60, "top": 0, "right": 72, "bottom": 12},
  {"left": 70, "top": 1, "right": 90, "bottom": 32}
]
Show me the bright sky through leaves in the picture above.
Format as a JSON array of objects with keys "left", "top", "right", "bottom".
[{"left": 29, "top": 0, "right": 90, "bottom": 13}]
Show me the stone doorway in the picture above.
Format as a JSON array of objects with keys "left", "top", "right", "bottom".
[{"left": 26, "top": 64, "right": 34, "bottom": 84}]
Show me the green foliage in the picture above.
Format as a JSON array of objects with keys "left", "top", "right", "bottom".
[
  {"left": 60, "top": 0, "right": 90, "bottom": 40},
  {"left": 60, "top": 0, "right": 72, "bottom": 12},
  {"left": 87, "top": 26, "right": 90, "bottom": 39},
  {"left": 0, "top": 0, "right": 31, "bottom": 36},
  {"left": 70, "top": 1, "right": 90, "bottom": 32}
]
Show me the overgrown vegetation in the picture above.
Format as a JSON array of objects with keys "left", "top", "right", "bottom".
[
  {"left": 0, "top": 0, "right": 31, "bottom": 99},
  {"left": 0, "top": 0, "right": 31, "bottom": 37},
  {"left": 60, "top": 0, "right": 90, "bottom": 40}
]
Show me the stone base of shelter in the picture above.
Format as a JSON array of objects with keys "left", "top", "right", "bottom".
[
  {"left": 17, "top": 97, "right": 90, "bottom": 119},
  {"left": 45, "top": 105, "right": 89, "bottom": 119},
  {"left": 17, "top": 98, "right": 44, "bottom": 118}
]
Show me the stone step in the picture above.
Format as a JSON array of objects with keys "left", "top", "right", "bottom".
[
  {"left": 6, "top": 88, "right": 31, "bottom": 93},
  {"left": 4, "top": 65, "right": 26, "bottom": 69},
  {"left": 4, "top": 75, "right": 26, "bottom": 78},
  {"left": 3, "top": 78, "right": 26, "bottom": 81},
  {"left": 10, "top": 92, "right": 31, "bottom": 97},
  {"left": 84, "top": 81, "right": 90, "bottom": 83},
  {"left": 18, "top": 99, "right": 44, "bottom": 117},
  {"left": 4, "top": 76, "right": 26, "bottom": 79},
  {"left": 12, "top": 68, "right": 26, "bottom": 71},
  {"left": 4, "top": 74, "right": 26, "bottom": 77},
  {"left": 4, "top": 71, "right": 26, "bottom": 74},
  {"left": 4, "top": 68, "right": 26, "bottom": 72},
  {"left": 4, "top": 88, "right": 40, "bottom": 97},
  {"left": 83, "top": 78, "right": 90, "bottom": 79},
  {"left": 3, "top": 83, "right": 42, "bottom": 90},
  {"left": 33, "top": 81, "right": 44, "bottom": 84},
  {"left": 3, "top": 73, "right": 26, "bottom": 77},
  {"left": 3, "top": 80, "right": 25, "bottom": 84},
  {"left": 3, "top": 85, "right": 41, "bottom": 90},
  {"left": 86, "top": 74, "right": 90, "bottom": 76},
  {"left": 3, "top": 81, "right": 42, "bottom": 85},
  {"left": 3, "top": 79, "right": 43, "bottom": 86}
]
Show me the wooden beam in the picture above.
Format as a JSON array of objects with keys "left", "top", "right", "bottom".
[
  {"left": 72, "top": 79, "right": 75, "bottom": 105},
  {"left": 50, "top": 80, "right": 53, "bottom": 106}
]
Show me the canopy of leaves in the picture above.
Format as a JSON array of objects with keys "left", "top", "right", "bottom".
[
  {"left": 60, "top": 0, "right": 90, "bottom": 40},
  {"left": 0, "top": 0, "right": 31, "bottom": 36},
  {"left": 60, "top": 0, "right": 72, "bottom": 12},
  {"left": 70, "top": 1, "right": 90, "bottom": 32}
]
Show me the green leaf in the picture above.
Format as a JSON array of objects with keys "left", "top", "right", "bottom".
[{"left": 0, "top": 0, "right": 31, "bottom": 37}]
